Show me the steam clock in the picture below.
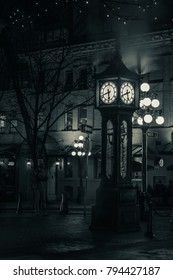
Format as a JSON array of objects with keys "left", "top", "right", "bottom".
[{"left": 91, "top": 52, "right": 140, "bottom": 232}]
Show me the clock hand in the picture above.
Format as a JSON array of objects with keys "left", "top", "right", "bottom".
[
  {"left": 102, "top": 88, "right": 111, "bottom": 96},
  {"left": 105, "top": 88, "right": 111, "bottom": 99},
  {"left": 107, "top": 88, "right": 111, "bottom": 97},
  {"left": 122, "top": 89, "right": 130, "bottom": 97}
]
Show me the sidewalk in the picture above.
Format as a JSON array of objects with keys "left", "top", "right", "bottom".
[
  {"left": 0, "top": 201, "right": 173, "bottom": 260},
  {"left": 0, "top": 199, "right": 91, "bottom": 215}
]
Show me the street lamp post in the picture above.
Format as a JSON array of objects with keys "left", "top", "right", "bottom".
[
  {"left": 142, "top": 126, "right": 148, "bottom": 194},
  {"left": 72, "top": 135, "right": 91, "bottom": 216},
  {"left": 133, "top": 82, "right": 164, "bottom": 220}
]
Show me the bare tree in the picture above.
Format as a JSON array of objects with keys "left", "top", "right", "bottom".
[{"left": 0, "top": 14, "right": 94, "bottom": 209}]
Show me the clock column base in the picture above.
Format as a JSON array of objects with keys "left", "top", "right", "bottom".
[{"left": 90, "top": 187, "right": 140, "bottom": 232}]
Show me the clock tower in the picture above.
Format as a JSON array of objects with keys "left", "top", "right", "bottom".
[{"left": 90, "top": 51, "right": 140, "bottom": 232}]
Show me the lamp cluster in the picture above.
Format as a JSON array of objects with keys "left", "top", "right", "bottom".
[
  {"left": 133, "top": 82, "right": 164, "bottom": 126},
  {"left": 71, "top": 135, "right": 91, "bottom": 157},
  {"left": 27, "top": 159, "right": 31, "bottom": 166}
]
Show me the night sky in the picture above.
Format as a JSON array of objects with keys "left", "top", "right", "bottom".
[{"left": 0, "top": 0, "right": 172, "bottom": 34}]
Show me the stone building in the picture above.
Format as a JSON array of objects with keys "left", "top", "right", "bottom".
[{"left": 0, "top": 1, "right": 173, "bottom": 204}]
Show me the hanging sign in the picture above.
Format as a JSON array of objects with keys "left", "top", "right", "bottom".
[{"left": 147, "top": 131, "right": 158, "bottom": 138}]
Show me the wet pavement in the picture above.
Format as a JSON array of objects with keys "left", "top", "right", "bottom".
[{"left": 0, "top": 201, "right": 173, "bottom": 260}]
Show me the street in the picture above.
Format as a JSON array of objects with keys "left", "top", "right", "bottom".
[{"left": 0, "top": 207, "right": 173, "bottom": 260}]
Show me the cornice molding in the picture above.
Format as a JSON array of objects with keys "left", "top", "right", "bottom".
[
  {"left": 124, "top": 29, "right": 173, "bottom": 49},
  {"left": 70, "top": 29, "right": 173, "bottom": 56}
]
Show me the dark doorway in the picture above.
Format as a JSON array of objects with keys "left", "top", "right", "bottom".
[{"left": 0, "top": 156, "right": 16, "bottom": 202}]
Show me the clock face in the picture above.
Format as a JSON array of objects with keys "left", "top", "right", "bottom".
[
  {"left": 100, "top": 81, "right": 117, "bottom": 104},
  {"left": 120, "top": 82, "right": 135, "bottom": 104}
]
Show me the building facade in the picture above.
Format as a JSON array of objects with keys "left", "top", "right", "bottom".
[{"left": 1, "top": 27, "right": 173, "bottom": 204}]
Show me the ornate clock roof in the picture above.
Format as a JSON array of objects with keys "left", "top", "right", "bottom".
[{"left": 96, "top": 52, "right": 139, "bottom": 80}]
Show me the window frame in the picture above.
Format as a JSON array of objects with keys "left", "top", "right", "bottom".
[
  {"left": 0, "top": 115, "right": 6, "bottom": 132},
  {"left": 65, "top": 70, "right": 73, "bottom": 91},
  {"left": 78, "top": 68, "right": 88, "bottom": 90},
  {"left": 10, "top": 119, "right": 18, "bottom": 133},
  {"left": 64, "top": 106, "right": 73, "bottom": 130},
  {"left": 78, "top": 105, "right": 87, "bottom": 129}
]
